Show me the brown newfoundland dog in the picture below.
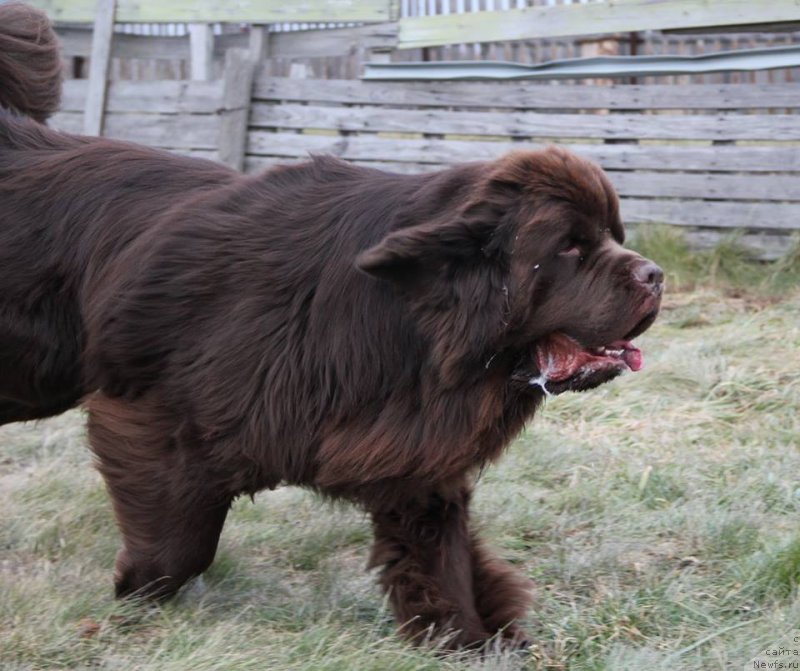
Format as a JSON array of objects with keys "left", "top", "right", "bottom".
[{"left": 0, "top": 4, "right": 663, "bottom": 649}]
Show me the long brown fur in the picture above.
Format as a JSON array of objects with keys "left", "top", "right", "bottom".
[
  {"left": 0, "top": 1, "right": 62, "bottom": 123},
  {"left": 0, "top": 4, "right": 663, "bottom": 649}
]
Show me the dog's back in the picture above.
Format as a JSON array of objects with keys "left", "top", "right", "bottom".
[
  {"left": 0, "top": 2, "right": 73, "bottom": 422},
  {"left": 0, "top": 3, "right": 238, "bottom": 425}
]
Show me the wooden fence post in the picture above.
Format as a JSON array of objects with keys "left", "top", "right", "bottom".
[
  {"left": 249, "top": 25, "right": 269, "bottom": 63},
  {"left": 83, "top": 0, "right": 116, "bottom": 136},
  {"left": 217, "top": 48, "right": 255, "bottom": 171},
  {"left": 189, "top": 24, "right": 215, "bottom": 80}
]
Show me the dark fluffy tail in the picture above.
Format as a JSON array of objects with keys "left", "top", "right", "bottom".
[{"left": 0, "top": 2, "right": 62, "bottom": 122}]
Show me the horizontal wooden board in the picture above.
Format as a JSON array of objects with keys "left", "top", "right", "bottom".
[
  {"left": 50, "top": 112, "right": 220, "bottom": 150},
  {"left": 102, "top": 113, "right": 220, "bottom": 150},
  {"left": 245, "top": 155, "right": 430, "bottom": 174},
  {"left": 399, "top": 0, "right": 800, "bottom": 48},
  {"left": 243, "top": 147, "right": 800, "bottom": 201},
  {"left": 245, "top": 132, "right": 800, "bottom": 172},
  {"left": 32, "top": 0, "right": 394, "bottom": 23},
  {"left": 57, "top": 23, "right": 398, "bottom": 61},
  {"left": 252, "top": 77, "right": 800, "bottom": 111},
  {"left": 249, "top": 102, "right": 800, "bottom": 141},
  {"left": 61, "top": 80, "right": 224, "bottom": 114},
  {"left": 58, "top": 27, "right": 186, "bottom": 60},
  {"left": 244, "top": 156, "right": 427, "bottom": 174},
  {"left": 609, "top": 171, "right": 800, "bottom": 202},
  {"left": 266, "top": 23, "right": 398, "bottom": 59},
  {"left": 622, "top": 198, "right": 800, "bottom": 231}
]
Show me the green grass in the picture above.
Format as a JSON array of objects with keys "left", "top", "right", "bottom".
[
  {"left": 629, "top": 225, "right": 800, "bottom": 295},
  {"left": 1, "top": 230, "right": 799, "bottom": 670}
]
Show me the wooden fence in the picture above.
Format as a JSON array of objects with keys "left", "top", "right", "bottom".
[
  {"left": 44, "top": 0, "right": 800, "bottom": 84},
  {"left": 243, "top": 77, "right": 800, "bottom": 259},
  {"left": 55, "top": 23, "right": 800, "bottom": 84},
  {"left": 34, "top": 0, "right": 800, "bottom": 258},
  {"left": 51, "top": 49, "right": 254, "bottom": 169},
  {"left": 48, "top": 67, "right": 800, "bottom": 259}
]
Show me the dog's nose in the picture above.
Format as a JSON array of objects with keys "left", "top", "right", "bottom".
[{"left": 632, "top": 260, "right": 664, "bottom": 296}]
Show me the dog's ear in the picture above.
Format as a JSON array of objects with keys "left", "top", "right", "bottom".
[
  {"left": 355, "top": 217, "right": 490, "bottom": 282},
  {"left": 356, "top": 157, "right": 532, "bottom": 282},
  {"left": 355, "top": 187, "right": 522, "bottom": 282}
]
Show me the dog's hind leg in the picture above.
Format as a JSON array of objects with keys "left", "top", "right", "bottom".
[{"left": 86, "top": 393, "right": 232, "bottom": 600}]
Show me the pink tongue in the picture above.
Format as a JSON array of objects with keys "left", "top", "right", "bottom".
[
  {"left": 623, "top": 347, "right": 643, "bottom": 371},
  {"left": 611, "top": 340, "right": 644, "bottom": 372}
]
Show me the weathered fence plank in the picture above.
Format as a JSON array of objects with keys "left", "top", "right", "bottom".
[
  {"left": 248, "top": 25, "right": 267, "bottom": 63},
  {"left": 245, "top": 132, "right": 800, "bottom": 173},
  {"left": 249, "top": 103, "right": 800, "bottom": 141},
  {"left": 218, "top": 49, "right": 256, "bottom": 171},
  {"left": 399, "top": 0, "right": 800, "bottom": 49},
  {"left": 189, "top": 24, "right": 214, "bottom": 81},
  {"left": 52, "top": 112, "right": 220, "bottom": 149},
  {"left": 109, "top": 114, "right": 218, "bottom": 149},
  {"left": 268, "top": 23, "right": 399, "bottom": 59},
  {"left": 57, "top": 24, "right": 400, "bottom": 62},
  {"left": 58, "top": 27, "right": 184, "bottom": 61},
  {"left": 607, "top": 172, "right": 800, "bottom": 202},
  {"left": 29, "top": 0, "right": 395, "bottom": 23},
  {"left": 252, "top": 77, "right": 800, "bottom": 111},
  {"left": 622, "top": 199, "right": 800, "bottom": 231},
  {"left": 62, "top": 80, "right": 224, "bottom": 114},
  {"left": 82, "top": 0, "right": 116, "bottom": 136}
]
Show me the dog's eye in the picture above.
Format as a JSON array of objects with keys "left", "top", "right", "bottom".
[{"left": 559, "top": 242, "right": 582, "bottom": 258}]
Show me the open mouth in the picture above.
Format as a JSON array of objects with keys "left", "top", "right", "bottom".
[{"left": 527, "top": 332, "right": 644, "bottom": 395}]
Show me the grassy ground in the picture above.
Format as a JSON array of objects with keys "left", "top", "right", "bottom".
[{"left": 1, "top": 229, "right": 799, "bottom": 670}]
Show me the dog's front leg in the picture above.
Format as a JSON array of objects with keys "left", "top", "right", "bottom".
[{"left": 366, "top": 478, "right": 491, "bottom": 649}]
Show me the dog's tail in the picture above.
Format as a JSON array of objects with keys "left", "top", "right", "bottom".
[{"left": 0, "top": 2, "right": 62, "bottom": 122}]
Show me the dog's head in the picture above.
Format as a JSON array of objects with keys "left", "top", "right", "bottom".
[{"left": 356, "top": 146, "right": 663, "bottom": 395}]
